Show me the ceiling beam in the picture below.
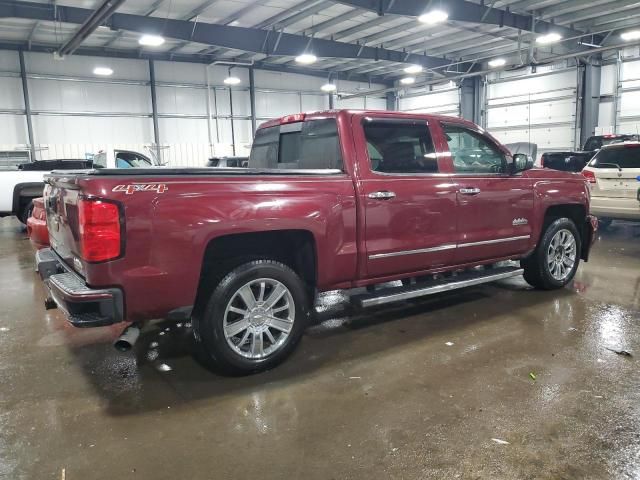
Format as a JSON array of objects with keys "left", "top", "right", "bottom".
[
  {"left": 0, "top": 0, "right": 464, "bottom": 71},
  {"left": 57, "top": 0, "right": 125, "bottom": 56},
  {"left": 0, "top": 40, "right": 392, "bottom": 85},
  {"left": 331, "top": 0, "right": 587, "bottom": 39}
]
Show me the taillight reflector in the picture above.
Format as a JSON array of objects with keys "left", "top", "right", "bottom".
[
  {"left": 582, "top": 169, "right": 596, "bottom": 184},
  {"left": 78, "top": 199, "right": 121, "bottom": 262}
]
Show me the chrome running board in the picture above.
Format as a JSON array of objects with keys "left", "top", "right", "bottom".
[{"left": 351, "top": 266, "right": 524, "bottom": 308}]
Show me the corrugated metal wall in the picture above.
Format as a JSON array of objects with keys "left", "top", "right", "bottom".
[{"left": 0, "top": 50, "right": 386, "bottom": 166}]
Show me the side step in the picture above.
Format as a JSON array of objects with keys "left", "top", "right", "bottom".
[{"left": 351, "top": 266, "right": 523, "bottom": 308}]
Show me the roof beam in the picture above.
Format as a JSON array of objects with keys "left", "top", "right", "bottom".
[
  {"left": 330, "top": 0, "right": 586, "bottom": 39},
  {"left": 0, "top": 0, "right": 463, "bottom": 71},
  {"left": 57, "top": 0, "right": 125, "bottom": 56}
]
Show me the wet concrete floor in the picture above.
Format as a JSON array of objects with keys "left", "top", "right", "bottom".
[{"left": 1, "top": 217, "right": 639, "bottom": 479}]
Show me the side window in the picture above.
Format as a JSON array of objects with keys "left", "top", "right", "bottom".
[
  {"left": 362, "top": 119, "right": 438, "bottom": 174},
  {"left": 249, "top": 119, "right": 343, "bottom": 170},
  {"left": 442, "top": 124, "right": 507, "bottom": 174}
]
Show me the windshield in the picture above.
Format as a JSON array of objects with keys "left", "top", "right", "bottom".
[{"left": 588, "top": 146, "right": 640, "bottom": 169}]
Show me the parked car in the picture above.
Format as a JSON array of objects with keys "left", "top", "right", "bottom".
[
  {"left": 36, "top": 110, "right": 596, "bottom": 375},
  {"left": 206, "top": 156, "right": 248, "bottom": 168},
  {"left": 26, "top": 197, "right": 48, "bottom": 249},
  {"left": 541, "top": 134, "right": 639, "bottom": 172},
  {"left": 0, "top": 159, "right": 92, "bottom": 223},
  {"left": 581, "top": 141, "right": 640, "bottom": 228}
]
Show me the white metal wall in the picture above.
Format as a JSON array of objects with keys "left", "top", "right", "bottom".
[
  {"left": 486, "top": 65, "right": 579, "bottom": 157},
  {"left": 398, "top": 82, "right": 461, "bottom": 117},
  {"left": 0, "top": 50, "right": 386, "bottom": 166}
]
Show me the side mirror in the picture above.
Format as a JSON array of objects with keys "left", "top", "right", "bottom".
[{"left": 512, "top": 153, "right": 533, "bottom": 173}]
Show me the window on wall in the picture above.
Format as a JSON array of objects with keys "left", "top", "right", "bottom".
[
  {"left": 249, "top": 119, "right": 343, "bottom": 170},
  {"left": 362, "top": 118, "right": 438, "bottom": 173},
  {"left": 442, "top": 123, "right": 506, "bottom": 174}
]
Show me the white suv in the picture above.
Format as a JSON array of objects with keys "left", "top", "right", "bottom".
[{"left": 582, "top": 142, "right": 640, "bottom": 227}]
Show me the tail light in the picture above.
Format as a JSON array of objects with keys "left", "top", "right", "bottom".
[
  {"left": 582, "top": 169, "right": 596, "bottom": 184},
  {"left": 78, "top": 198, "right": 122, "bottom": 262}
]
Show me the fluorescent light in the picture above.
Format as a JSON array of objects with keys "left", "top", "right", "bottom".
[
  {"left": 621, "top": 30, "right": 640, "bottom": 41},
  {"left": 93, "top": 67, "right": 113, "bottom": 76},
  {"left": 488, "top": 58, "right": 506, "bottom": 68},
  {"left": 224, "top": 76, "right": 241, "bottom": 85},
  {"left": 404, "top": 64, "right": 423, "bottom": 74},
  {"left": 321, "top": 83, "right": 337, "bottom": 92},
  {"left": 295, "top": 53, "right": 317, "bottom": 64},
  {"left": 138, "top": 34, "right": 165, "bottom": 47},
  {"left": 400, "top": 77, "right": 415, "bottom": 85},
  {"left": 536, "top": 32, "right": 562, "bottom": 44},
  {"left": 418, "top": 9, "right": 448, "bottom": 24}
]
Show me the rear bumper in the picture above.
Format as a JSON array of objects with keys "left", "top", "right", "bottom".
[
  {"left": 590, "top": 196, "right": 640, "bottom": 221},
  {"left": 36, "top": 248, "right": 124, "bottom": 328}
]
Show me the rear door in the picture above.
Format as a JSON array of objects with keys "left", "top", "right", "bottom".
[
  {"left": 589, "top": 145, "right": 640, "bottom": 199},
  {"left": 353, "top": 116, "right": 458, "bottom": 279},
  {"left": 438, "top": 121, "right": 534, "bottom": 265}
]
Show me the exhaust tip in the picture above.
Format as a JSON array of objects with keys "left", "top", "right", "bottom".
[
  {"left": 114, "top": 324, "right": 140, "bottom": 352},
  {"left": 114, "top": 339, "right": 133, "bottom": 352}
]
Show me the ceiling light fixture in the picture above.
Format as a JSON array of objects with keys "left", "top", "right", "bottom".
[
  {"left": 621, "top": 30, "right": 640, "bottom": 41},
  {"left": 536, "top": 32, "right": 562, "bottom": 44},
  {"left": 400, "top": 77, "right": 416, "bottom": 85},
  {"left": 418, "top": 9, "right": 448, "bottom": 24},
  {"left": 93, "top": 66, "right": 113, "bottom": 76},
  {"left": 138, "top": 34, "right": 165, "bottom": 47},
  {"left": 295, "top": 53, "right": 317, "bottom": 65},
  {"left": 321, "top": 83, "right": 337, "bottom": 92},
  {"left": 488, "top": 58, "right": 506, "bottom": 68},
  {"left": 224, "top": 76, "right": 241, "bottom": 85},
  {"left": 404, "top": 64, "right": 423, "bottom": 74}
]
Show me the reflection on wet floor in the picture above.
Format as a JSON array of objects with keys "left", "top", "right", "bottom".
[{"left": 1, "top": 218, "right": 639, "bottom": 479}]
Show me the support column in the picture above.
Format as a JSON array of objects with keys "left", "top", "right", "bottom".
[
  {"left": 581, "top": 61, "right": 601, "bottom": 146},
  {"left": 249, "top": 67, "right": 257, "bottom": 135},
  {"left": 18, "top": 50, "right": 35, "bottom": 161},
  {"left": 386, "top": 91, "right": 397, "bottom": 111},
  {"left": 460, "top": 77, "right": 482, "bottom": 124},
  {"left": 148, "top": 59, "right": 161, "bottom": 162}
]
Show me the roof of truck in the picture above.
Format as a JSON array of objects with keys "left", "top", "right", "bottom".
[{"left": 258, "top": 109, "right": 475, "bottom": 130}]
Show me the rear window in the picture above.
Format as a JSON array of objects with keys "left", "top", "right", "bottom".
[
  {"left": 249, "top": 119, "right": 343, "bottom": 170},
  {"left": 588, "top": 146, "right": 640, "bottom": 169}
]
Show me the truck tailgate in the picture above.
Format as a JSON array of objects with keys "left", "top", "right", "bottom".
[{"left": 44, "top": 177, "right": 82, "bottom": 270}]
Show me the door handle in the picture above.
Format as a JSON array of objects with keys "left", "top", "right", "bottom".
[
  {"left": 368, "top": 190, "right": 396, "bottom": 200},
  {"left": 459, "top": 187, "right": 481, "bottom": 195}
]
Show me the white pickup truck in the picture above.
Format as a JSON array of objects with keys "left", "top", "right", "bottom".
[{"left": 0, "top": 148, "right": 161, "bottom": 223}]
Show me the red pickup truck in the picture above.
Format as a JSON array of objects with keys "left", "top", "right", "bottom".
[{"left": 37, "top": 110, "right": 597, "bottom": 375}]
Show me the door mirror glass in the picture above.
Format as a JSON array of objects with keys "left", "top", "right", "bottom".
[{"left": 512, "top": 153, "right": 533, "bottom": 173}]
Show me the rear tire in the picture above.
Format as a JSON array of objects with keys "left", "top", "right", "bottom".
[
  {"left": 193, "top": 259, "right": 309, "bottom": 375},
  {"left": 19, "top": 200, "right": 34, "bottom": 225},
  {"left": 521, "top": 217, "right": 581, "bottom": 290}
]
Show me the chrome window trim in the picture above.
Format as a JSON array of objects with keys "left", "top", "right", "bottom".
[{"left": 368, "top": 235, "right": 530, "bottom": 260}]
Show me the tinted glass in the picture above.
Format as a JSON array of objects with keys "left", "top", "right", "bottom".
[
  {"left": 115, "top": 152, "right": 153, "bottom": 168},
  {"left": 584, "top": 135, "right": 639, "bottom": 151},
  {"left": 249, "top": 119, "right": 343, "bottom": 170},
  {"left": 442, "top": 124, "right": 506, "bottom": 174},
  {"left": 588, "top": 147, "right": 640, "bottom": 169},
  {"left": 362, "top": 119, "right": 438, "bottom": 173}
]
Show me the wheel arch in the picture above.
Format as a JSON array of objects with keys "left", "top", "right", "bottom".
[{"left": 542, "top": 204, "right": 589, "bottom": 260}]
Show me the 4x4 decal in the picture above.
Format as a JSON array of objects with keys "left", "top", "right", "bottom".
[{"left": 112, "top": 184, "right": 168, "bottom": 195}]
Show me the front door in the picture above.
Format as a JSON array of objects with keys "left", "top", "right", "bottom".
[
  {"left": 438, "top": 122, "right": 534, "bottom": 265},
  {"left": 354, "top": 116, "right": 458, "bottom": 279}
]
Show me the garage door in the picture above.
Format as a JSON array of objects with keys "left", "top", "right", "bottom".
[
  {"left": 486, "top": 67, "right": 579, "bottom": 157},
  {"left": 618, "top": 59, "right": 640, "bottom": 135},
  {"left": 398, "top": 84, "right": 460, "bottom": 117}
]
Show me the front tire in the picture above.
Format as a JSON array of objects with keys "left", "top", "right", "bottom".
[
  {"left": 521, "top": 217, "right": 581, "bottom": 290},
  {"left": 193, "top": 259, "right": 309, "bottom": 375}
]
